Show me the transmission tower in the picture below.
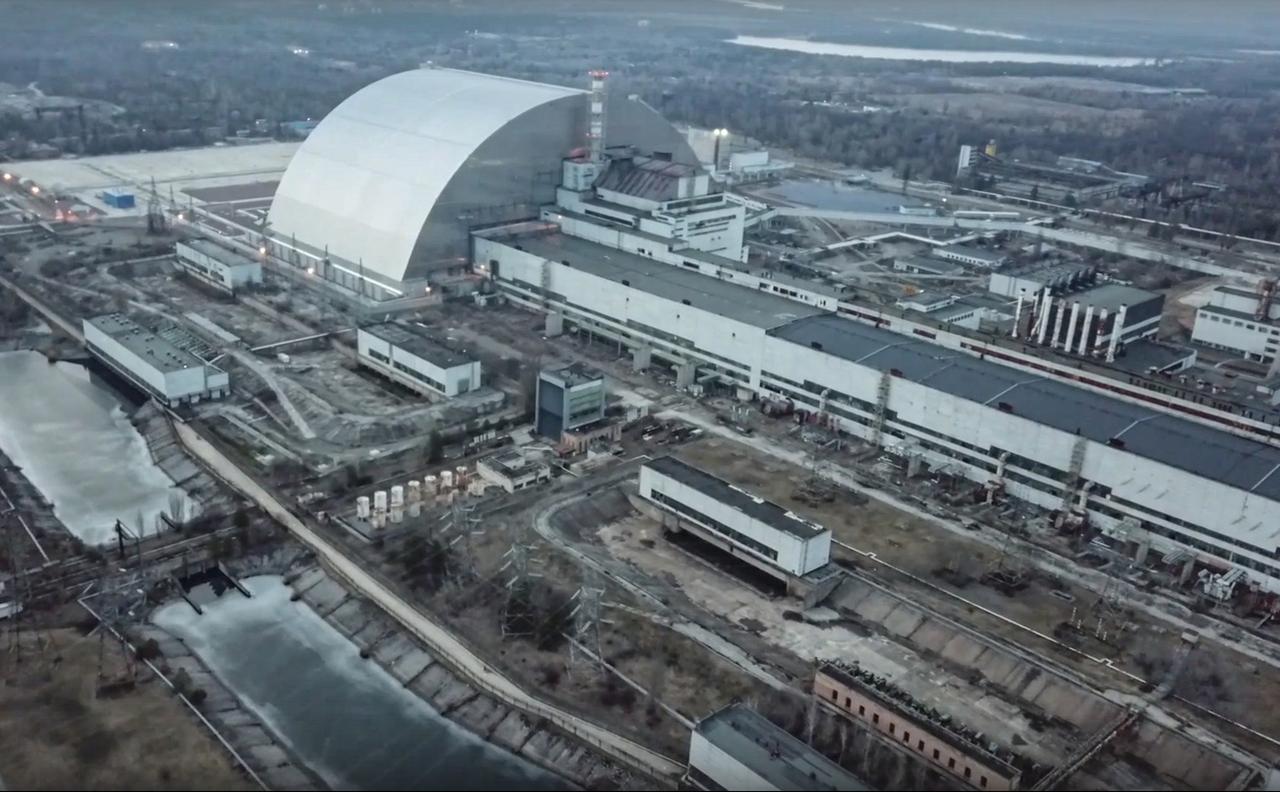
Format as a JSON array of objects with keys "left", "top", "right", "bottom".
[
  {"left": 500, "top": 522, "right": 542, "bottom": 638},
  {"left": 146, "top": 176, "right": 168, "bottom": 235},
  {"left": 443, "top": 498, "right": 483, "bottom": 586},
  {"left": 569, "top": 569, "right": 607, "bottom": 675}
]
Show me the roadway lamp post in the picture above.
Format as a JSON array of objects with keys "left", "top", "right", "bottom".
[{"left": 712, "top": 128, "right": 729, "bottom": 174}]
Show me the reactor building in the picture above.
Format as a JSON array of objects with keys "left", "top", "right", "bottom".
[{"left": 265, "top": 67, "right": 699, "bottom": 301}]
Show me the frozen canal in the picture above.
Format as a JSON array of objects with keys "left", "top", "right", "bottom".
[
  {"left": 759, "top": 179, "right": 907, "bottom": 213},
  {"left": 153, "top": 576, "right": 565, "bottom": 791},
  {"left": 0, "top": 351, "right": 193, "bottom": 544}
]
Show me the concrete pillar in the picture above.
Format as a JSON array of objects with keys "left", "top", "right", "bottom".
[
  {"left": 1092, "top": 309, "right": 1109, "bottom": 356},
  {"left": 1077, "top": 305, "right": 1095, "bottom": 355},
  {"left": 1180, "top": 556, "right": 1196, "bottom": 585},
  {"left": 1064, "top": 301, "right": 1081, "bottom": 355},
  {"left": 544, "top": 311, "right": 564, "bottom": 337},
  {"left": 632, "top": 345, "right": 652, "bottom": 372},
  {"left": 1051, "top": 295, "right": 1067, "bottom": 348},
  {"left": 1036, "top": 290, "right": 1052, "bottom": 345},
  {"left": 1106, "top": 304, "right": 1127, "bottom": 362},
  {"left": 1135, "top": 537, "right": 1151, "bottom": 565},
  {"left": 675, "top": 361, "right": 696, "bottom": 390},
  {"left": 1011, "top": 292, "right": 1024, "bottom": 338}
]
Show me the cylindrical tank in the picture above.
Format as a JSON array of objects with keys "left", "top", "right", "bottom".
[
  {"left": 455, "top": 465, "right": 468, "bottom": 487},
  {"left": 390, "top": 485, "right": 405, "bottom": 508},
  {"left": 407, "top": 480, "right": 422, "bottom": 518},
  {"left": 356, "top": 495, "right": 371, "bottom": 520},
  {"left": 424, "top": 475, "right": 438, "bottom": 496},
  {"left": 441, "top": 470, "right": 454, "bottom": 489},
  {"left": 373, "top": 490, "right": 388, "bottom": 512}
]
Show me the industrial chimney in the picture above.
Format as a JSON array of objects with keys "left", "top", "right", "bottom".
[{"left": 588, "top": 70, "right": 609, "bottom": 164}]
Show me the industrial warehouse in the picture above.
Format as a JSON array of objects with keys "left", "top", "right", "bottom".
[{"left": 6, "top": 58, "right": 1280, "bottom": 792}]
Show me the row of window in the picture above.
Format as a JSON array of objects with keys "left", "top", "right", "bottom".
[
  {"left": 1200, "top": 311, "right": 1280, "bottom": 336},
  {"left": 826, "top": 688, "right": 996, "bottom": 789},
  {"left": 649, "top": 489, "right": 779, "bottom": 562}
]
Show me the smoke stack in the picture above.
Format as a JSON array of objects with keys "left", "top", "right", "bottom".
[{"left": 588, "top": 70, "right": 609, "bottom": 164}]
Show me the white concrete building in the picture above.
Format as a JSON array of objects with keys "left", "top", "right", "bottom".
[
  {"left": 934, "top": 244, "right": 1009, "bottom": 269},
  {"left": 478, "top": 225, "right": 1280, "bottom": 594},
  {"left": 176, "top": 238, "right": 263, "bottom": 293},
  {"left": 1191, "top": 285, "right": 1280, "bottom": 363},
  {"left": 640, "top": 456, "right": 832, "bottom": 579},
  {"left": 476, "top": 451, "right": 551, "bottom": 493},
  {"left": 554, "top": 151, "right": 748, "bottom": 262},
  {"left": 83, "top": 314, "right": 229, "bottom": 405},
  {"left": 687, "top": 704, "right": 869, "bottom": 791},
  {"left": 356, "top": 323, "right": 480, "bottom": 398}
]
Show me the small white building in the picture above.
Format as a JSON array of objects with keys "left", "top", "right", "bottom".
[
  {"left": 176, "top": 238, "right": 263, "bottom": 293},
  {"left": 933, "top": 244, "right": 1009, "bottom": 269},
  {"left": 83, "top": 314, "right": 229, "bottom": 405},
  {"left": 688, "top": 704, "right": 869, "bottom": 791},
  {"left": 356, "top": 323, "right": 480, "bottom": 398},
  {"left": 1191, "top": 285, "right": 1280, "bottom": 363},
  {"left": 476, "top": 451, "right": 551, "bottom": 493},
  {"left": 639, "top": 456, "right": 831, "bottom": 580}
]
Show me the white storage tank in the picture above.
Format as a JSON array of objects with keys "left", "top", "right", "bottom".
[
  {"left": 441, "top": 470, "right": 454, "bottom": 489},
  {"left": 424, "top": 475, "right": 438, "bottom": 495},
  {"left": 407, "top": 480, "right": 422, "bottom": 518},
  {"left": 390, "top": 485, "right": 405, "bottom": 524},
  {"left": 356, "top": 495, "right": 371, "bottom": 520}
]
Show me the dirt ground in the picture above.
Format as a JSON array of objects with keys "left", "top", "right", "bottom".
[{"left": 0, "top": 629, "right": 254, "bottom": 791}]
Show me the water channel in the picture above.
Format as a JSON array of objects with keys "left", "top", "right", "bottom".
[
  {"left": 154, "top": 576, "right": 563, "bottom": 791},
  {"left": 0, "top": 350, "right": 192, "bottom": 544},
  {"left": 728, "top": 35, "right": 1156, "bottom": 67}
]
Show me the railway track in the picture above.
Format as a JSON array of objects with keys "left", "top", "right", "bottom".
[{"left": 22, "top": 526, "right": 238, "bottom": 598}]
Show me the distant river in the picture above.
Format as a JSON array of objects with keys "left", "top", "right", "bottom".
[
  {"left": 153, "top": 576, "right": 564, "bottom": 791},
  {"left": 0, "top": 351, "right": 193, "bottom": 544},
  {"left": 728, "top": 36, "right": 1156, "bottom": 67}
]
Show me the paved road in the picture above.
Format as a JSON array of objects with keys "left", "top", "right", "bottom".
[{"left": 172, "top": 421, "right": 684, "bottom": 782}]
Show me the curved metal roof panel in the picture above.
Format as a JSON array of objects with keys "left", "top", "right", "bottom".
[{"left": 267, "top": 68, "right": 583, "bottom": 285}]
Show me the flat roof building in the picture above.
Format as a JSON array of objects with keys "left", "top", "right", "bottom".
[
  {"left": 535, "top": 363, "right": 606, "bottom": 440},
  {"left": 476, "top": 450, "right": 551, "bottom": 493},
  {"left": 933, "top": 244, "right": 1009, "bottom": 269},
  {"left": 688, "top": 703, "right": 869, "bottom": 791},
  {"left": 176, "top": 238, "right": 263, "bottom": 294},
  {"left": 356, "top": 323, "right": 480, "bottom": 398},
  {"left": 639, "top": 456, "right": 831, "bottom": 581},
  {"left": 1191, "top": 285, "right": 1280, "bottom": 365},
  {"left": 83, "top": 314, "right": 229, "bottom": 405}
]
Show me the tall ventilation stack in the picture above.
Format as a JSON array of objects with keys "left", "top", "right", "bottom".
[{"left": 588, "top": 70, "right": 609, "bottom": 164}]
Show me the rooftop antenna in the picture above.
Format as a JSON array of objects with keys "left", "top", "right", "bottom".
[{"left": 587, "top": 70, "right": 609, "bottom": 164}]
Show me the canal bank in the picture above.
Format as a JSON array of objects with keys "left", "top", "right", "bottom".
[
  {"left": 149, "top": 566, "right": 567, "bottom": 791},
  {"left": 0, "top": 350, "right": 197, "bottom": 545}
]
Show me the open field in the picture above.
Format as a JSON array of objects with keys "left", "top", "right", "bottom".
[{"left": 0, "top": 628, "right": 254, "bottom": 791}]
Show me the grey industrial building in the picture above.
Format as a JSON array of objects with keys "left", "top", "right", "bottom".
[
  {"left": 687, "top": 703, "right": 869, "bottom": 791},
  {"left": 356, "top": 322, "right": 480, "bottom": 398},
  {"left": 175, "top": 238, "right": 263, "bottom": 294},
  {"left": 83, "top": 314, "right": 229, "bottom": 405},
  {"left": 534, "top": 363, "right": 606, "bottom": 440}
]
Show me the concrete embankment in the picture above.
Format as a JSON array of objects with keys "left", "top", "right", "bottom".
[
  {"left": 287, "top": 564, "right": 641, "bottom": 789},
  {"left": 141, "top": 549, "right": 321, "bottom": 791}
]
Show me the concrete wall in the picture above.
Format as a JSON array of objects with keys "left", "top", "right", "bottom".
[
  {"left": 639, "top": 464, "right": 829, "bottom": 576},
  {"left": 814, "top": 670, "right": 1019, "bottom": 791}
]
